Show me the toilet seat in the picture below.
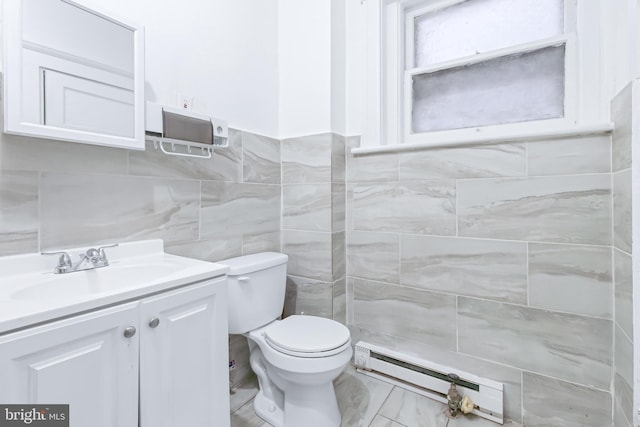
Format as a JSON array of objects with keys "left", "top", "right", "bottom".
[{"left": 264, "top": 315, "right": 351, "bottom": 358}]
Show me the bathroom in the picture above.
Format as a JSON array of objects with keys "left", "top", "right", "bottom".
[{"left": 0, "top": 0, "right": 637, "bottom": 426}]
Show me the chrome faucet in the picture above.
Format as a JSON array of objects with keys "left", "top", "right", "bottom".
[{"left": 42, "top": 243, "right": 119, "bottom": 274}]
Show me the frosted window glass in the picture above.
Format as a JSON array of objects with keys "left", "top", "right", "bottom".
[
  {"left": 411, "top": 46, "right": 565, "bottom": 133},
  {"left": 414, "top": 0, "right": 564, "bottom": 67}
]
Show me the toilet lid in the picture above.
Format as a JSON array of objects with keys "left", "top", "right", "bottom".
[{"left": 264, "top": 315, "right": 350, "bottom": 356}]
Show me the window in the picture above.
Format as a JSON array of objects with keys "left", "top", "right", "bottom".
[
  {"left": 411, "top": 45, "right": 566, "bottom": 132},
  {"left": 363, "top": 0, "right": 606, "bottom": 148}
]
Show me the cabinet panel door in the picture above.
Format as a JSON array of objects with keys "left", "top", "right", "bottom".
[
  {"left": 140, "top": 278, "right": 230, "bottom": 427},
  {"left": 44, "top": 69, "right": 135, "bottom": 138},
  {"left": 0, "top": 303, "right": 139, "bottom": 427}
]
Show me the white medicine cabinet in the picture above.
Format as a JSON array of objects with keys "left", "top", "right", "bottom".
[{"left": 3, "top": 0, "right": 146, "bottom": 150}]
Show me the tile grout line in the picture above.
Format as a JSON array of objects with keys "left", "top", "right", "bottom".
[
  {"left": 617, "top": 319, "right": 633, "bottom": 344},
  {"left": 198, "top": 180, "right": 202, "bottom": 242},
  {"left": 526, "top": 242, "right": 530, "bottom": 306},
  {"left": 455, "top": 178, "right": 459, "bottom": 237},
  {"left": 37, "top": 171, "right": 42, "bottom": 252},
  {"left": 347, "top": 274, "right": 615, "bottom": 322},
  {"left": 455, "top": 170, "right": 614, "bottom": 182},
  {"left": 520, "top": 369, "right": 525, "bottom": 426},
  {"left": 397, "top": 232, "right": 402, "bottom": 288},
  {"left": 524, "top": 142, "right": 529, "bottom": 178},
  {"left": 279, "top": 133, "right": 284, "bottom": 253},
  {"left": 455, "top": 295, "right": 459, "bottom": 353},
  {"left": 608, "top": 127, "right": 617, "bottom": 425},
  {"left": 372, "top": 385, "right": 396, "bottom": 426},
  {"left": 609, "top": 126, "right": 616, "bottom": 425},
  {"left": 348, "top": 229, "right": 613, "bottom": 249}
]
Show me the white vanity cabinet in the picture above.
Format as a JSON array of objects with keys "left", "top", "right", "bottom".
[
  {"left": 140, "top": 279, "right": 229, "bottom": 427},
  {"left": 0, "top": 302, "right": 140, "bottom": 426},
  {"left": 0, "top": 277, "right": 229, "bottom": 427}
]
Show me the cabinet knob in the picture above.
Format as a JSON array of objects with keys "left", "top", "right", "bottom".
[
  {"left": 123, "top": 326, "right": 137, "bottom": 338},
  {"left": 148, "top": 317, "right": 160, "bottom": 328}
]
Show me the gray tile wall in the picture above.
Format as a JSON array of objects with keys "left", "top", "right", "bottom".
[
  {"left": 1, "top": 120, "right": 633, "bottom": 427},
  {"left": 281, "top": 134, "right": 347, "bottom": 324},
  {"left": 611, "top": 82, "right": 634, "bottom": 427},
  {"left": 0, "top": 128, "right": 282, "bottom": 390},
  {"left": 522, "top": 372, "right": 613, "bottom": 427},
  {"left": 346, "top": 134, "right": 616, "bottom": 425}
]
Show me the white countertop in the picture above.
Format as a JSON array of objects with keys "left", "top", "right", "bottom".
[{"left": 0, "top": 240, "right": 228, "bottom": 335}]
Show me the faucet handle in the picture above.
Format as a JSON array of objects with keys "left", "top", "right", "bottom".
[
  {"left": 41, "top": 251, "right": 72, "bottom": 272},
  {"left": 41, "top": 251, "right": 72, "bottom": 265},
  {"left": 85, "top": 248, "right": 100, "bottom": 263},
  {"left": 96, "top": 243, "right": 119, "bottom": 262},
  {"left": 97, "top": 243, "right": 119, "bottom": 251}
]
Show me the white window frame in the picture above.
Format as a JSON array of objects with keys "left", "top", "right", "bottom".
[{"left": 361, "top": 0, "right": 610, "bottom": 150}]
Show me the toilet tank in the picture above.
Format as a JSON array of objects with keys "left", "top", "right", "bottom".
[{"left": 218, "top": 252, "right": 288, "bottom": 334}]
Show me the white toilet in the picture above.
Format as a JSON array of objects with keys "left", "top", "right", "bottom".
[{"left": 219, "top": 252, "right": 352, "bottom": 427}]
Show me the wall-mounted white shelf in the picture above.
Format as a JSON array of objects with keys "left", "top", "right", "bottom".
[
  {"left": 353, "top": 122, "right": 615, "bottom": 155},
  {"left": 146, "top": 135, "right": 227, "bottom": 159}
]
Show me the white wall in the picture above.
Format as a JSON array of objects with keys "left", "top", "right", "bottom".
[
  {"left": 278, "top": 0, "right": 332, "bottom": 138},
  {"left": 603, "top": 0, "right": 640, "bottom": 102},
  {"left": 81, "top": 0, "right": 281, "bottom": 138},
  {"left": 331, "top": 0, "right": 347, "bottom": 136},
  {"left": 345, "top": 0, "right": 366, "bottom": 137},
  {"left": 98, "top": 0, "right": 338, "bottom": 140}
]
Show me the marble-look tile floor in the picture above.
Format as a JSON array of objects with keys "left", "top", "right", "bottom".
[{"left": 230, "top": 364, "right": 522, "bottom": 427}]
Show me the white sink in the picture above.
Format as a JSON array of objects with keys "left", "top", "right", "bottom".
[
  {"left": 11, "top": 261, "right": 187, "bottom": 300},
  {"left": 0, "top": 240, "right": 229, "bottom": 334}
]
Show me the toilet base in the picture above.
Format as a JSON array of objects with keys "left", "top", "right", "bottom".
[
  {"left": 254, "top": 390, "right": 284, "bottom": 427},
  {"left": 253, "top": 381, "right": 341, "bottom": 427},
  {"left": 281, "top": 381, "right": 341, "bottom": 427},
  {"left": 245, "top": 323, "right": 350, "bottom": 427}
]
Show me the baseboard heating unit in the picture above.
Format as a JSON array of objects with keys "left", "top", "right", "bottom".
[{"left": 354, "top": 341, "right": 504, "bottom": 424}]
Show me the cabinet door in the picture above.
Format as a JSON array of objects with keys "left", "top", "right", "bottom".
[
  {"left": 43, "top": 69, "right": 135, "bottom": 138},
  {"left": 0, "top": 302, "right": 139, "bottom": 427},
  {"left": 140, "top": 278, "right": 230, "bottom": 427}
]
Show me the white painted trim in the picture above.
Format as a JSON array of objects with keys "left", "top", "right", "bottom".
[
  {"left": 383, "top": 1, "right": 402, "bottom": 145},
  {"left": 362, "top": 0, "right": 383, "bottom": 147},
  {"left": 365, "top": 0, "right": 603, "bottom": 148},
  {"left": 405, "top": 0, "right": 464, "bottom": 21},
  {"left": 403, "top": 63, "right": 412, "bottom": 146},
  {"left": 405, "top": 116, "right": 569, "bottom": 145},
  {"left": 631, "top": 79, "right": 640, "bottom": 427},
  {"left": 406, "top": 35, "right": 569, "bottom": 77},
  {"left": 23, "top": 41, "right": 134, "bottom": 78},
  {"left": 351, "top": 122, "right": 614, "bottom": 155},
  {"left": 3, "top": 0, "right": 25, "bottom": 136},
  {"left": 575, "top": 0, "right": 604, "bottom": 122},
  {"left": 563, "top": 0, "right": 579, "bottom": 124},
  {"left": 563, "top": 34, "right": 578, "bottom": 124},
  {"left": 403, "top": 3, "right": 414, "bottom": 70}
]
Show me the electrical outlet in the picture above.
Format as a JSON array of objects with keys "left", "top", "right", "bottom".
[{"left": 177, "top": 93, "right": 193, "bottom": 111}]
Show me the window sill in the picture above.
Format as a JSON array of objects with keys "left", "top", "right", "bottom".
[{"left": 351, "top": 122, "right": 615, "bottom": 155}]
